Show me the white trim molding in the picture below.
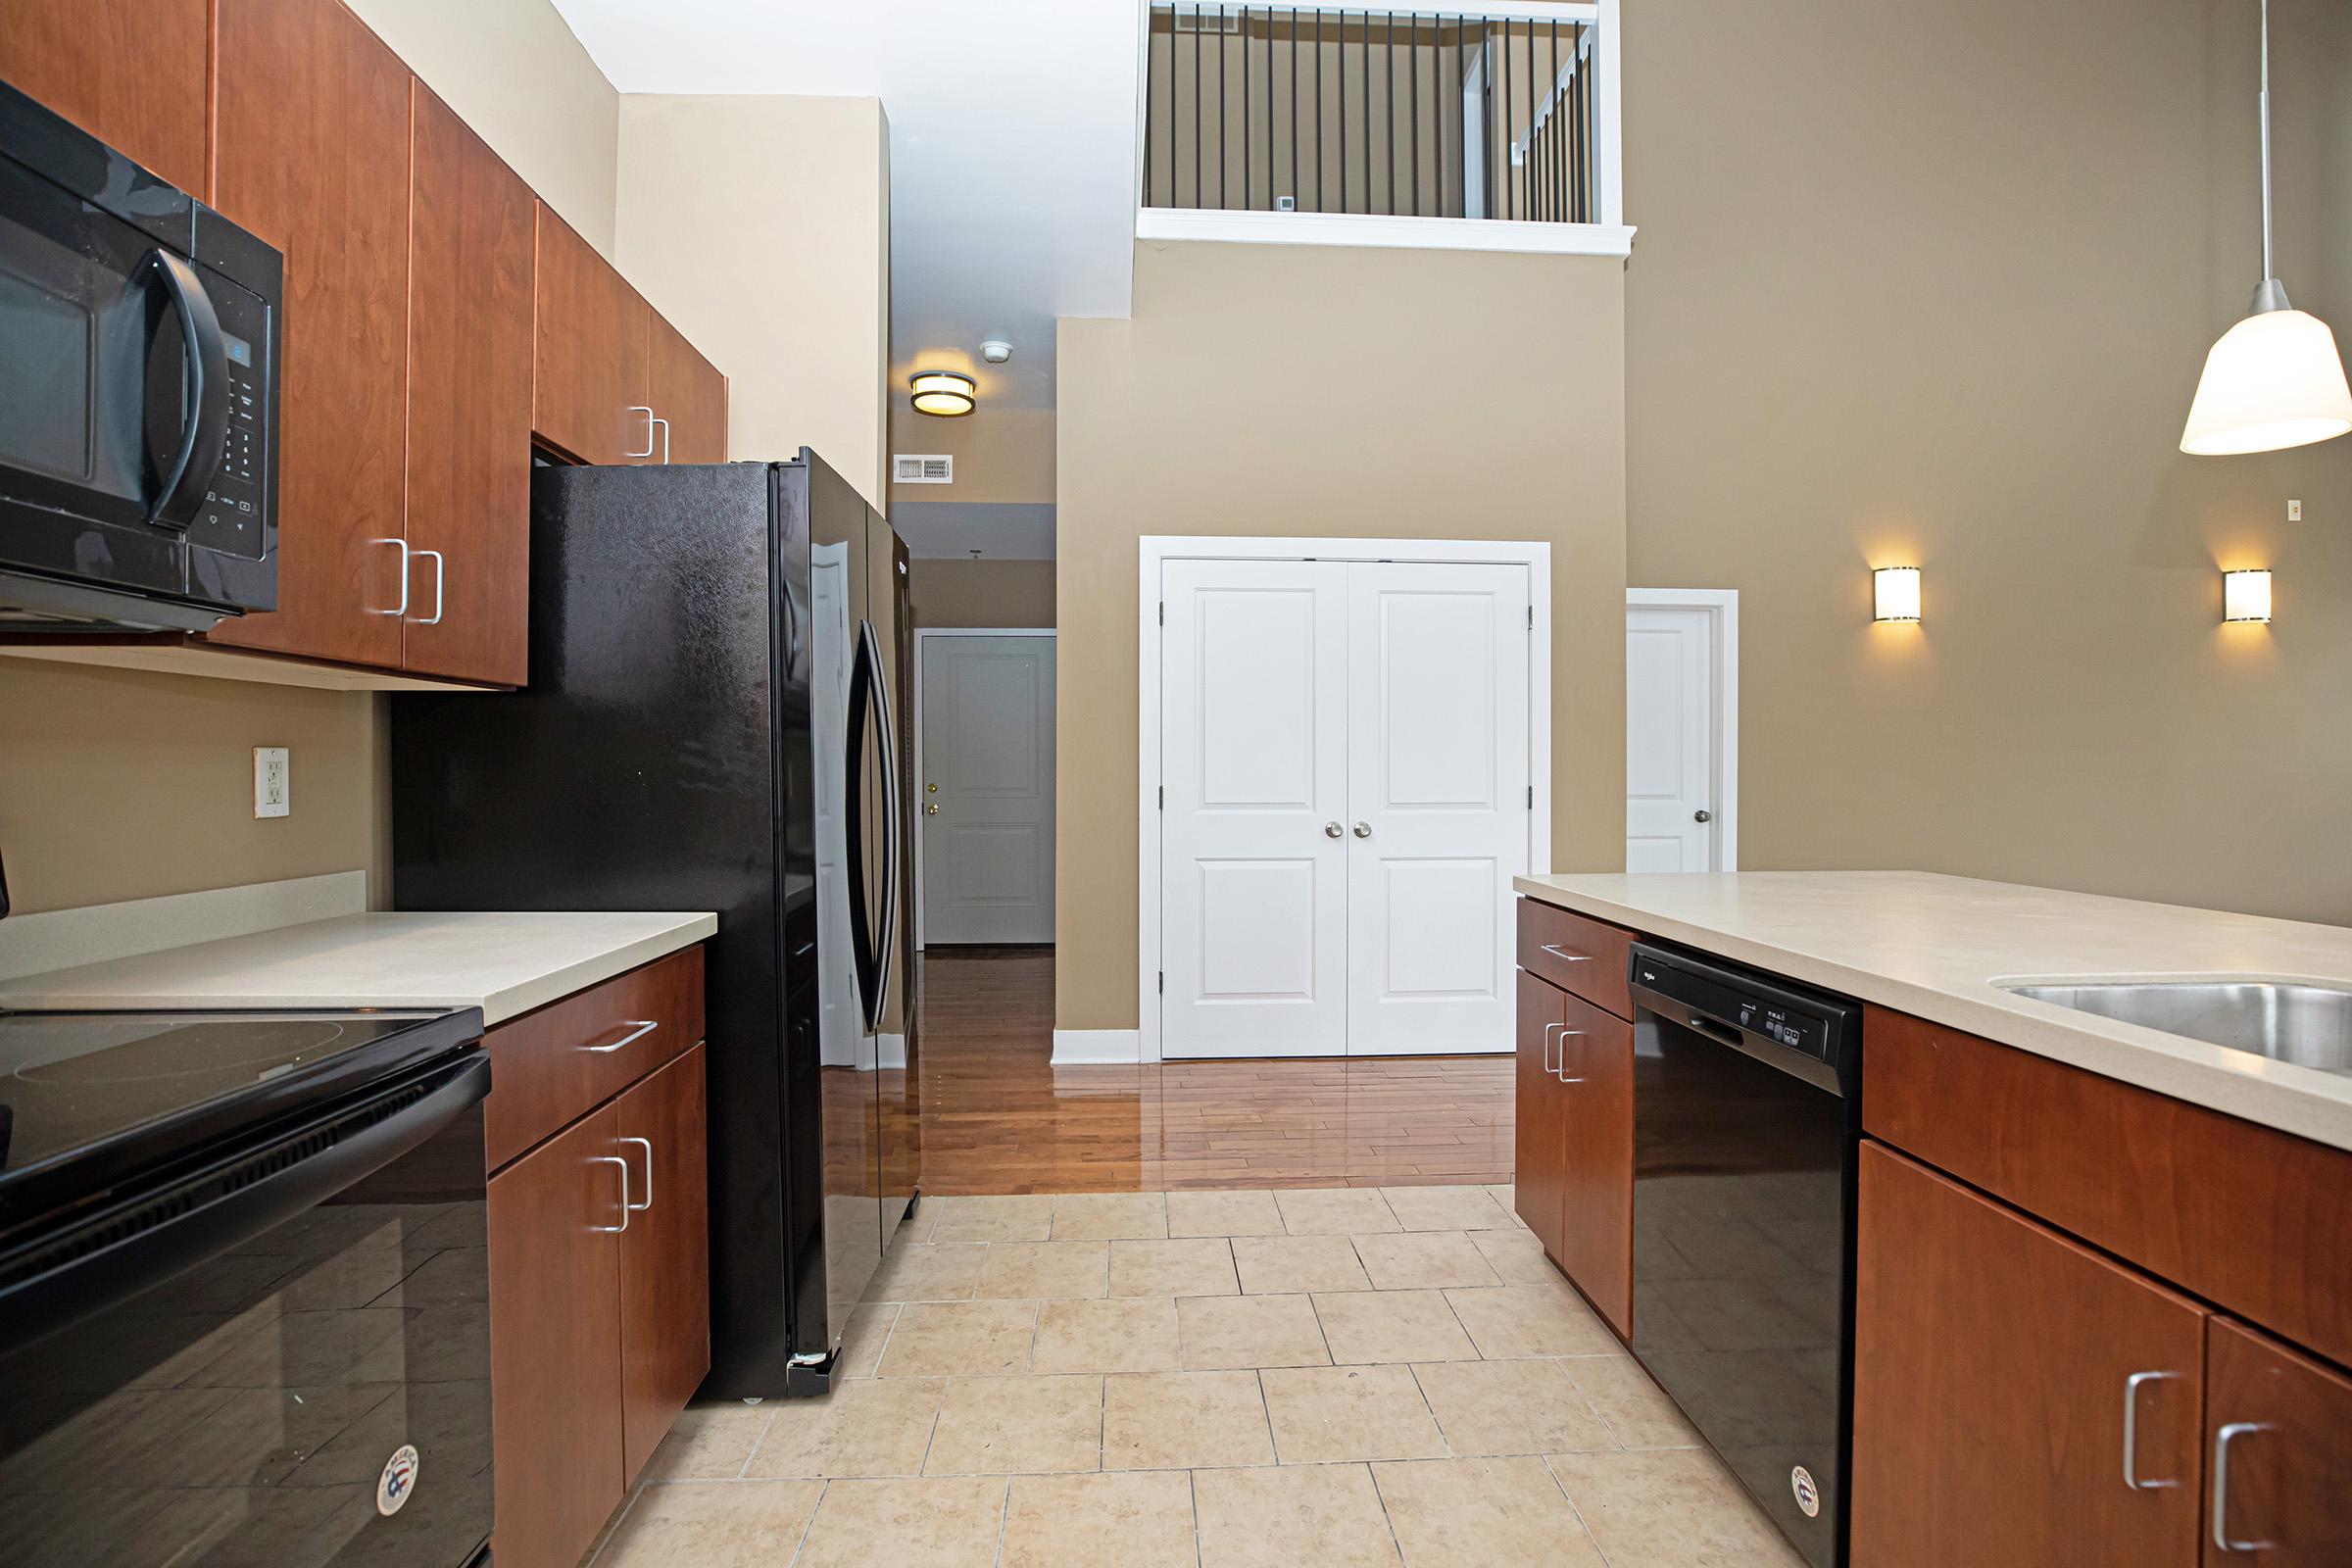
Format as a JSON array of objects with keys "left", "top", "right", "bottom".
[
  {"left": 1052, "top": 1028, "right": 1146, "bottom": 1066},
  {"left": 1139, "top": 535, "right": 1553, "bottom": 1067},
  {"left": 1138, "top": 208, "right": 1635, "bottom": 258},
  {"left": 1625, "top": 588, "right": 1740, "bottom": 873},
  {"left": 910, "top": 627, "right": 1057, "bottom": 953}
]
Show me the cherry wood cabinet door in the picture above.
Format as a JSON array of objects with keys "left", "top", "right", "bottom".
[
  {"left": 403, "top": 87, "right": 533, "bottom": 686},
  {"left": 1851, "top": 1144, "right": 2208, "bottom": 1568},
  {"left": 0, "top": 0, "right": 211, "bottom": 194},
  {"left": 2203, "top": 1319, "right": 2352, "bottom": 1565},
  {"left": 616, "top": 1044, "right": 711, "bottom": 1485},
  {"left": 209, "top": 0, "right": 411, "bottom": 668},
  {"left": 1554, "top": 989, "right": 1633, "bottom": 1338},
  {"left": 646, "top": 313, "right": 728, "bottom": 464},
  {"left": 1514, "top": 970, "right": 1568, "bottom": 1261},
  {"left": 488, "top": 1104, "right": 626, "bottom": 1568},
  {"left": 532, "top": 204, "right": 651, "bottom": 466}
]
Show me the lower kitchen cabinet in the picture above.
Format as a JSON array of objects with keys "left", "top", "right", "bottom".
[
  {"left": 1852, "top": 1143, "right": 2210, "bottom": 1566},
  {"left": 1512, "top": 967, "right": 1633, "bottom": 1336},
  {"left": 1514, "top": 971, "right": 1570, "bottom": 1259},
  {"left": 618, "top": 1044, "right": 711, "bottom": 1484},
  {"left": 2203, "top": 1318, "right": 2352, "bottom": 1566}
]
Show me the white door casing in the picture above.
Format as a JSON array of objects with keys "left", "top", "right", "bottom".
[
  {"left": 1158, "top": 559, "right": 1351, "bottom": 1058},
  {"left": 1345, "top": 562, "right": 1530, "bottom": 1055},
  {"left": 916, "top": 630, "right": 1056, "bottom": 946},
  {"left": 1624, "top": 589, "right": 1739, "bottom": 873}
]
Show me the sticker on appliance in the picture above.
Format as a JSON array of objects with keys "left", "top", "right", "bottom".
[
  {"left": 1789, "top": 1464, "right": 1821, "bottom": 1518},
  {"left": 377, "top": 1445, "right": 420, "bottom": 1517}
]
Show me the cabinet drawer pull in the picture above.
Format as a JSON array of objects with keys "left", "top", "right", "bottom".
[
  {"left": 2121, "top": 1371, "right": 2181, "bottom": 1491},
  {"left": 2211, "top": 1421, "right": 2276, "bottom": 1553},
  {"left": 1539, "top": 944, "right": 1593, "bottom": 963},
  {"left": 651, "top": 415, "right": 670, "bottom": 465},
  {"left": 1542, "top": 1021, "right": 1563, "bottom": 1076},
  {"left": 1553, "top": 1028, "right": 1587, "bottom": 1084},
  {"left": 372, "top": 538, "right": 411, "bottom": 617},
  {"left": 584, "top": 1019, "right": 660, "bottom": 1054},
  {"left": 591, "top": 1154, "right": 631, "bottom": 1232},
  {"left": 410, "top": 548, "right": 445, "bottom": 625},
  {"left": 625, "top": 406, "right": 657, "bottom": 459},
  {"left": 620, "top": 1135, "right": 654, "bottom": 1212}
]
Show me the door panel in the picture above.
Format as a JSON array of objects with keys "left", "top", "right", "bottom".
[
  {"left": 531, "top": 203, "right": 649, "bottom": 466},
  {"left": 2203, "top": 1318, "right": 2352, "bottom": 1566},
  {"left": 0, "top": 0, "right": 211, "bottom": 196},
  {"left": 618, "top": 1045, "right": 710, "bottom": 1486},
  {"left": 1514, "top": 971, "right": 1569, "bottom": 1260},
  {"left": 1625, "top": 605, "right": 1715, "bottom": 872},
  {"left": 920, "top": 635, "right": 1056, "bottom": 945},
  {"left": 647, "top": 312, "right": 726, "bottom": 464},
  {"left": 403, "top": 87, "right": 533, "bottom": 685},
  {"left": 1555, "top": 992, "right": 1633, "bottom": 1337},
  {"left": 1161, "top": 559, "right": 1349, "bottom": 1058},
  {"left": 1850, "top": 1143, "right": 2208, "bottom": 1568},
  {"left": 208, "top": 0, "right": 411, "bottom": 668},
  {"left": 1345, "top": 562, "right": 1529, "bottom": 1055}
]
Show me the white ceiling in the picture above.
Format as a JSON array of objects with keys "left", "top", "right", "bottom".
[{"left": 551, "top": 0, "right": 1146, "bottom": 412}]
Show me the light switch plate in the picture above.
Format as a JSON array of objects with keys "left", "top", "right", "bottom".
[
  {"left": 2288, "top": 498, "right": 2302, "bottom": 522},
  {"left": 254, "top": 747, "right": 290, "bottom": 818}
]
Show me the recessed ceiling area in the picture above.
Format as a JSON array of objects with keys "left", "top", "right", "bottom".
[{"left": 550, "top": 0, "right": 1145, "bottom": 413}]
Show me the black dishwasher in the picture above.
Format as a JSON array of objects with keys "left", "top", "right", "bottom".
[{"left": 1626, "top": 943, "right": 1862, "bottom": 1568}]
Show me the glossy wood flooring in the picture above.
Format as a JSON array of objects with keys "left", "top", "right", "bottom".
[{"left": 914, "top": 947, "right": 1515, "bottom": 1196}]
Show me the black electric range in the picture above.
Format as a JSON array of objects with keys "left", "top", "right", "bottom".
[{"left": 0, "top": 1006, "right": 493, "bottom": 1568}]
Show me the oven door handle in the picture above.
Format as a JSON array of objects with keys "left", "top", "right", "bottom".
[
  {"left": 145, "top": 249, "right": 232, "bottom": 530},
  {"left": 0, "top": 1051, "right": 490, "bottom": 1360}
]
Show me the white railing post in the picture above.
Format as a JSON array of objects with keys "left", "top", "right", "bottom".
[{"left": 1594, "top": 0, "right": 1623, "bottom": 226}]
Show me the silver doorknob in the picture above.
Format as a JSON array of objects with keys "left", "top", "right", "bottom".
[
  {"left": 1352, "top": 822, "right": 1372, "bottom": 839},
  {"left": 1692, "top": 809, "right": 1712, "bottom": 823},
  {"left": 1324, "top": 821, "right": 1343, "bottom": 839}
]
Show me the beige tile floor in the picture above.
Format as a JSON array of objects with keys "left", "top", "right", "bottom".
[{"left": 587, "top": 1187, "right": 1805, "bottom": 1568}]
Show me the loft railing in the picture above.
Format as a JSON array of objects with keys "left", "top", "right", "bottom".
[{"left": 1140, "top": 2, "right": 1617, "bottom": 230}]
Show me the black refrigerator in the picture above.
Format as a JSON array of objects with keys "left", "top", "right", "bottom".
[{"left": 391, "top": 451, "right": 918, "bottom": 1397}]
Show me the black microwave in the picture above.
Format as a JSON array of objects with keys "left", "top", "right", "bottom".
[{"left": 0, "top": 78, "right": 279, "bottom": 632}]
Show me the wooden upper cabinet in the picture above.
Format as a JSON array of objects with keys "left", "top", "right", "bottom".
[
  {"left": 1851, "top": 1143, "right": 2209, "bottom": 1568},
  {"left": 647, "top": 313, "right": 728, "bottom": 464},
  {"left": 0, "top": 0, "right": 211, "bottom": 194},
  {"left": 533, "top": 204, "right": 651, "bottom": 466},
  {"left": 2203, "top": 1319, "right": 2352, "bottom": 1566},
  {"left": 405, "top": 87, "right": 534, "bottom": 686},
  {"left": 209, "top": 0, "right": 411, "bottom": 669}
]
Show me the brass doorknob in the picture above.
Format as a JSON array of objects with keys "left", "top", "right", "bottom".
[
  {"left": 924, "top": 804, "right": 940, "bottom": 815},
  {"left": 926, "top": 782, "right": 939, "bottom": 793}
]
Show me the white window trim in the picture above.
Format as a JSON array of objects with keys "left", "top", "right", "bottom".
[
  {"left": 1625, "top": 588, "right": 1740, "bottom": 873},
  {"left": 1138, "top": 535, "right": 1553, "bottom": 1066},
  {"left": 910, "top": 627, "right": 1057, "bottom": 954}
]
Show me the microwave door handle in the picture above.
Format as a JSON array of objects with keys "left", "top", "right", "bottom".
[{"left": 145, "top": 250, "right": 231, "bottom": 529}]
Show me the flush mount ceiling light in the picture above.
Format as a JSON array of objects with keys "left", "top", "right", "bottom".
[
  {"left": 1873, "top": 566, "right": 1921, "bottom": 623},
  {"left": 2223, "top": 568, "right": 2273, "bottom": 623},
  {"left": 910, "top": 370, "right": 976, "bottom": 417},
  {"left": 2180, "top": 0, "right": 2352, "bottom": 456}
]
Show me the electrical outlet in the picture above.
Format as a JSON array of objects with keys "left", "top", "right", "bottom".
[
  {"left": 254, "top": 747, "right": 290, "bottom": 818},
  {"left": 2287, "top": 499, "right": 2302, "bottom": 522}
]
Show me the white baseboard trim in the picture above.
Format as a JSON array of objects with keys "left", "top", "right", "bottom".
[
  {"left": 877, "top": 1032, "right": 907, "bottom": 1070},
  {"left": 0, "top": 870, "right": 369, "bottom": 981},
  {"left": 1051, "top": 1028, "right": 1144, "bottom": 1066}
]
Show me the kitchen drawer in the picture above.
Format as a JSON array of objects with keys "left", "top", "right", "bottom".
[
  {"left": 484, "top": 945, "right": 706, "bottom": 1170},
  {"left": 1516, "top": 898, "right": 1636, "bottom": 1020}
]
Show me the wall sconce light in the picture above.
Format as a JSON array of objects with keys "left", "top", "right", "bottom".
[
  {"left": 1873, "top": 566, "right": 1922, "bottom": 623},
  {"left": 2223, "top": 568, "right": 2273, "bottom": 623},
  {"left": 909, "top": 370, "right": 976, "bottom": 417}
]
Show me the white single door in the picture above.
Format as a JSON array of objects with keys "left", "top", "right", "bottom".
[
  {"left": 920, "top": 635, "right": 1056, "bottom": 945},
  {"left": 1160, "top": 559, "right": 1350, "bottom": 1058},
  {"left": 1344, "top": 563, "right": 1531, "bottom": 1055},
  {"left": 1625, "top": 605, "right": 1716, "bottom": 871}
]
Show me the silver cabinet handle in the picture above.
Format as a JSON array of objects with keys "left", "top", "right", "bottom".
[
  {"left": 2122, "top": 1371, "right": 2181, "bottom": 1491},
  {"left": 2211, "top": 1421, "right": 2275, "bottom": 1553},
  {"left": 411, "top": 549, "right": 446, "bottom": 625},
  {"left": 1554, "top": 1028, "right": 1587, "bottom": 1083},
  {"left": 372, "top": 538, "right": 411, "bottom": 616},
  {"left": 1542, "top": 1021, "right": 1563, "bottom": 1075},
  {"left": 651, "top": 416, "right": 670, "bottom": 465},
  {"left": 584, "top": 1019, "right": 660, "bottom": 1054},
  {"left": 625, "top": 406, "right": 657, "bottom": 459},
  {"left": 1351, "top": 821, "right": 1372, "bottom": 838},
  {"left": 1324, "top": 821, "right": 1344, "bottom": 839},
  {"left": 620, "top": 1135, "right": 654, "bottom": 1212},
  {"left": 1539, "top": 944, "right": 1593, "bottom": 964},
  {"left": 591, "top": 1154, "right": 630, "bottom": 1232}
]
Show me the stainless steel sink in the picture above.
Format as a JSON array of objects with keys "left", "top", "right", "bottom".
[{"left": 1998, "top": 980, "right": 2352, "bottom": 1075}]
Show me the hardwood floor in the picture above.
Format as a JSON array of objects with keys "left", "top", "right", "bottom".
[{"left": 914, "top": 946, "right": 1515, "bottom": 1196}]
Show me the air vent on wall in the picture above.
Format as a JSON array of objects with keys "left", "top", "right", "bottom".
[{"left": 894, "top": 454, "right": 953, "bottom": 484}]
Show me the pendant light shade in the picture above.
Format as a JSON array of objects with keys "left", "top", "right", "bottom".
[{"left": 2180, "top": 0, "right": 2351, "bottom": 457}]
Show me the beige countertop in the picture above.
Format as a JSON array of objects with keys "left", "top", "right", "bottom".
[
  {"left": 1513, "top": 871, "right": 2352, "bottom": 1152},
  {"left": 0, "top": 910, "right": 716, "bottom": 1027}
]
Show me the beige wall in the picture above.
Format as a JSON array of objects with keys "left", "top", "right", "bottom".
[
  {"left": 908, "top": 560, "right": 1057, "bottom": 628},
  {"left": 0, "top": 663, "right": 385, "bottom": 915},
  {"left": 347, "top": 0, "right": 619, "bottom": 255},
  {"left": 616, "top": 95, "right": 893, "bottom": 507},
  {"left": 888, "top": 409, "right": 1057, "bottom": 506},
  {"left": 1055, "top": 239, "right": 1628, "bottom": 1031},
  {"left": 1624, "top": 0, "right": 2352, "bottom": 926}
]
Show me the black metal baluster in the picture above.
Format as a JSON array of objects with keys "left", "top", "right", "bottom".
[
  {"left": 1360, "top": 12, "right": 1371, "bottom": 214},
  {"left": 1143, "top": 12, "right": 1154, "bottom": 206},
  {"left": 1336, "top": 9, "right": 1346, "bottom": 211},
  {"left": 1290, "top": 8, "right": 1299, "bottom": 207},
  {"left": 1315, "top": 7, "right": 1325, "bottom": 211},
  {"left": 1218, "top": 4, "right": 1228, "bottom": 208},
  {"left": 1242, "top": 7, "right": 1250, "bottom": 209},
  {"left": 1410, "top": 13, "right": 1421, "bottom": 217},
  {"left": 1481, "top": 20, "right": 1494, "bottom": 220},
  {"left": 1384, "top": 11, "right": 1395, "bottom": 216},
  {"left": 1193, "top": 4, "right": 1202, "bottom": 207},
  {"left": 1521, "top": 19, "right": 1535, "bottom": 220}
]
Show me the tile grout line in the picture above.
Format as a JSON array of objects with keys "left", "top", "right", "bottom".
[
  {"left": 784, "top": 1478, "right": 827, "bottom": 1568},
  {"left": 1542, "top": 1451, "right": 1621, "bottom": 1568}
]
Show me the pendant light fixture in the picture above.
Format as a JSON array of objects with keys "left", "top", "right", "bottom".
[{"left": 2180, "top": 0, "right": 2352, "bottom": 456}]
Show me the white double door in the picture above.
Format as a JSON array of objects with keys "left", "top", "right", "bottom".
[{"left": 1159, "top": 557, "right": 1532, "bottom": 1058}]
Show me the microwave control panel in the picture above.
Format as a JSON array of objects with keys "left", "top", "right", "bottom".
[{"left": 181, "top": 271, "right": 270, "bottom": 563}]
